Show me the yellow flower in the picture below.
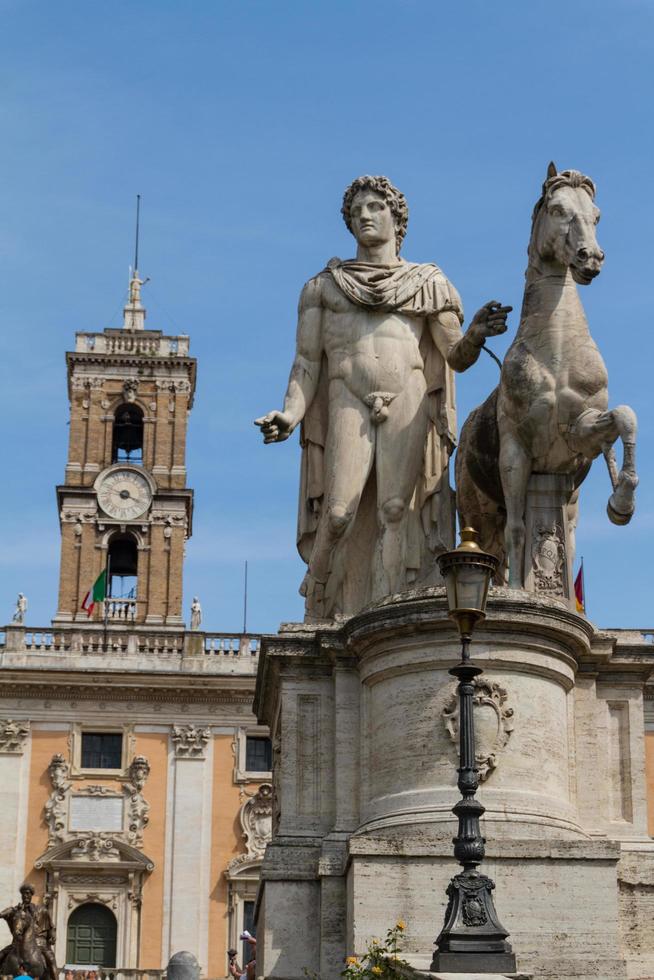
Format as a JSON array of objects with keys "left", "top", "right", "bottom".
[
  {"left": 345, "top": 957, "right": 359, "bottom": 966},
  {"left": 395, "top": 920, "right": 406, "bottom": 931},
  {"left": 371, "top": 967, "right": 383, "bottom": 975}
]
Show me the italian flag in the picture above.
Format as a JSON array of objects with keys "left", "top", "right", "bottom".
[{"left": 81, "top": 569, "right": 107, "bottom": 617}]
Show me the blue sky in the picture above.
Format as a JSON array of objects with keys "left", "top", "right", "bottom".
[{"left": 0, "top": 0, "right": 652, "bottom": 633}]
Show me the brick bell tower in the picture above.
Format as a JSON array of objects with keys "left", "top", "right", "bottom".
[{"left": 54, "top": 268, "right": 196, "bottom": 626}]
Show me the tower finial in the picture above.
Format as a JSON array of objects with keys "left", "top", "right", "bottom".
[{"left": 123, "top": 195, "right": 149, "bottom": 330}]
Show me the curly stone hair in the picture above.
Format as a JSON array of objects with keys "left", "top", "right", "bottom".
[{"left": 341, "top": 175, "right": 409, "bottom": 254}]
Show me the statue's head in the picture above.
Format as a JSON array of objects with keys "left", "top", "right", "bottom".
[
  {"left": 19, "top": 883, "right": 34, "bottom": 901},
  {"left": 342, "top": 176, "right": 408, "bottom": 255}
]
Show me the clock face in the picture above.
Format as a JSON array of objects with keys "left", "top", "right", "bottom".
[{"left": 97, "top": 468, "right": 152, "bottom": 521}]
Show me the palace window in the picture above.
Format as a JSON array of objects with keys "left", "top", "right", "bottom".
[
  {"left": 245, "top": 736, "right": 272, "bottom": 772},
  {"left": 81, "top": 732, "right": 123, "bottom": 770},
  {"left": 112, "top": 404, "right": 144, "bottom": 463}
]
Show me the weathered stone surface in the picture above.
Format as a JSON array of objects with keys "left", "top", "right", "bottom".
[
  {"left": 456, "top": 164, "right": 638, "bottom": 593},
  {"left": 166, "top": 950, "right": 200, "bottom": 980},
  {"left": 256, "top": 175, "right": 510, "bottom": 621},
  {"left": 254, "top": 588, "right": 654, "bottom": 980}
]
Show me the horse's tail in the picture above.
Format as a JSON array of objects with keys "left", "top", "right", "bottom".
[{"left": 455, "top": 388, "right": 507, "bottom": 575}]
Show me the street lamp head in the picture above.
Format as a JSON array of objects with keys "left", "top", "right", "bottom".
[{"left": 437, "top": 527, "right": 498, "bottom": 638}]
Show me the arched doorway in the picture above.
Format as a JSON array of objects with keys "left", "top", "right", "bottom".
[{"left": 66, "top": 904, "right": 117, "bottom": 967}]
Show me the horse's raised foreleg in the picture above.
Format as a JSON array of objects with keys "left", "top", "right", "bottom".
[
  {"left": 570, "top": 404, "right": 638, "bottom": 525},
  {"left": 499, "top": 432, "right": 531, "bottom": 589},
  {"left": 604, "top": 405, "right": 638, "bottom": 524}
]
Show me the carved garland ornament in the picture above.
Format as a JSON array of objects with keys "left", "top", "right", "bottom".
[
  {"left": 0, "top": 719, "right": 30, "bottom": 753},
  {"left": 443, "top": 678, "right": 514, "bottom": 781}
]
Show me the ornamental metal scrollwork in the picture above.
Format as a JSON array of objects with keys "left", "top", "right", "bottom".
[{"left": 443, "top": 678, "right": 514, "bottom": 781}]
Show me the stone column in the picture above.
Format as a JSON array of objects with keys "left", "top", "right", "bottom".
[
  {"left": 164, "top": 725, "right": 213, "bottom": 972},
  {"left": 0, "top": 720, "right": 31, "bottom": 901}
]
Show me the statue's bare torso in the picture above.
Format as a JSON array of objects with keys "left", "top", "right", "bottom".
[{"left": 255, "top": 179, "right": 511, "bottom": 619}]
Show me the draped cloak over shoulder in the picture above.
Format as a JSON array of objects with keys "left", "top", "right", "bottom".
[{"left": 297, "top": 258, "right": 464, "bottom": 617}]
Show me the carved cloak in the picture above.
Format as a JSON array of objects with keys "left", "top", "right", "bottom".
[{"left": 298, "top": 258, "right": 463, "bottom": 617}]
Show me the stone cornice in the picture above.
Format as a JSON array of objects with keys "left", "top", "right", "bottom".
[{"left": 0, "top": 671, "right": 255, "bottom": 705}]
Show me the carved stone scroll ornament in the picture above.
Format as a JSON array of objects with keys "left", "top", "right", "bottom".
[
  {"left": 45, "top": 754, "right": 71, "bottom": 844},
  {"left": 123, "top": 755, "right": 151, "bottom": 846},
  {"left": 228, "top": 783, "right": 273, "bottom": 873},
  {"left": 0, "top": 719, "right": 30, "bottom": 753},
  {"left": 443, "top": 679, "right": 514, "bottom": 781},
  {"left": 241, "top": 783, "right": 273, "bottom": 859},
  {"left": 171, "top": 724, "right": 211, "bottom": 758}
]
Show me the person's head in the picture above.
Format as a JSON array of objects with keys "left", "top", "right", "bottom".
[
  {"left": 64, "top": 970, "right": 74, "bottom": 980},
  {"left": 19, "top": 964, "right": 31, "bottom": 977},
  {"left": 341, "top": 176, "right": 408, "bottom": 255},
  {"left": 87, "top": 970, "right": 98, "bottom": 980},
  {"left": 19, "top": 884, "right": 34, "bottom": 906}
]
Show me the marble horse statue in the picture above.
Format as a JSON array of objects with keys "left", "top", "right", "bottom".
[{"left": 456, "top": 163, "right": 638, "bottom": 587}]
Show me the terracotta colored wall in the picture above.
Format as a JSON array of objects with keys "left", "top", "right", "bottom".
[
  {"left": 646, "top": 731, "right": 654, "bottom": 836},
  {"left": 24, "top": 731, "right": 70, "bottom": 894},
  {"left": 136, "top": 733, "right": 169, "bottom": 969}
]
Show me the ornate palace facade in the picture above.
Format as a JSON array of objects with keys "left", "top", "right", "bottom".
[{"left": 0, "top": 278, "right": 270, "bottom": 976}]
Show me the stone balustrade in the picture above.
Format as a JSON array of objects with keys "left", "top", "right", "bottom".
[
  {"left": 75, "top": 330, "right": 190, "bottom": 357},
  {"left": 0, "top": 624, "right": 261, "bottom": 673}
]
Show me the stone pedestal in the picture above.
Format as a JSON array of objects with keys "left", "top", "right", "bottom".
[
  {"left": 523, "top": 473, "right": 575, "bottom": 607},
  {"left": 254, "top": 588, "right": 654, "bottom": 980}
]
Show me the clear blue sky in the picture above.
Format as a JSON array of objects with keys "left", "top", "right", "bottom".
[{"left": 0, "top": 0, "right": 652, "bottom": 633}]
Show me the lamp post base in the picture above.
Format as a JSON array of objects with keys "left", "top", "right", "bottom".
[{"left": 430, "top": 870, "right": 516, "bottom": 974}]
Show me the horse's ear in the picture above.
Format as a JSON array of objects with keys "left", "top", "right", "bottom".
[{"left": 547, "top": 161, "right": 557, "bottom": 179}]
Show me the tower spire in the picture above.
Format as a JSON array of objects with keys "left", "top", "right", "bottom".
[{"left": 123, "top": 194, "right": 149, "bottom": 331}]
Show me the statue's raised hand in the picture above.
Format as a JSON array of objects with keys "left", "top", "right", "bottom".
[
  {"left": 469, "top": 300, "right": 512, "bottom": 344},
  {"left": 254, "top": 410, "right": 295, "bottom": 444}
]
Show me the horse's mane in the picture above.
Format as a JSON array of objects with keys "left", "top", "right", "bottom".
[{"left": 531, "top": 170, "right": 596, "bottom": 225}]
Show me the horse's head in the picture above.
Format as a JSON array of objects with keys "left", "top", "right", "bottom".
[{"left": 530, "top": 161, "right": 604, "bottom": 284}]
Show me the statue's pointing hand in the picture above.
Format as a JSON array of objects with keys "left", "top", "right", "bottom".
[
  {"left": 469, "top": 300, "right": 512, "bottom": 344},
  {"left": 254, "top": 411, "right": 295, "bottom": 444}
]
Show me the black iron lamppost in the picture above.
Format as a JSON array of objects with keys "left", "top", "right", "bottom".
[{"left": 431, "top": 527, "right": 517, "bottom": 974}]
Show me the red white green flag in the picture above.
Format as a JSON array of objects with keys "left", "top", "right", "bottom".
[
  {"left": 81, "top": 569, "right": 107, "bottom": 617},
  {"left": 574, "top": 559, "right": 585, "bottom": 614}
]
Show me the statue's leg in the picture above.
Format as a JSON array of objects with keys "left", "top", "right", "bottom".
[
  {"left": 307, "top": 383, "right": 374, "bottom": 616},
  {"left": 374, "top": 373, "right": 430, "bottom": 600},
  {"left": 499, "top": 429, "right": 531, "bottom": 589}
]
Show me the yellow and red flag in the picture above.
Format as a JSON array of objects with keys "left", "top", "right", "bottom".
[{"left": 574, "top": 559, "right": 585, "bottom": 614}]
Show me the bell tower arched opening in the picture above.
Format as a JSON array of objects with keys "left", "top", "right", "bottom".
[
  {"left": 107, "top": 532, "right": 138, "bottom": 619},
  {"left": 112, "top": 403, "right": 144, "bottom": 464}
]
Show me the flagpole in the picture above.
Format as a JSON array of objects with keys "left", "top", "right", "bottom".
[
  {"left": 103, "top": 553, "right": 111, "bottom": 651},
  {"left": 243, "top": 560, "right": 248, "bottom": 635}
]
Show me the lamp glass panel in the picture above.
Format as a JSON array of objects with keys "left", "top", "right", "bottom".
[
  {"left": 452, "top": 563, "right": 487, "bottom": 612},
  {"left": 444, "top": 569, "right": 458, "bottom": 612}
]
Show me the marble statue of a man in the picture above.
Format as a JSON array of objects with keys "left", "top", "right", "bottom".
[{"left": 256, "top": 175, "right": 510, "bottom": 620}]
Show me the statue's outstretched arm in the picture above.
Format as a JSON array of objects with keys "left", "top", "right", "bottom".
[
  {"left": 255, "top": 277, "right": 324, "bottom": 444},
  {"left": 430, "top": 302, "right": 511, "bottom": 373}
]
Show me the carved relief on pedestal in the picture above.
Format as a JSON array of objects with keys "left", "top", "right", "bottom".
[
  {"left": 227, "top": 784, "right": 273, "bottom": 875},
  {"left": 171, "top": 724, "right": 211, "bottom": 758},
  {"left": 443, "top": 679, "right": 514, "bottom": 781},
  {"left": 0, "top": 718, "right": 30, "bottom": 753},
  {"left": 531, "top": 522, "right": 566, "bottom": 597}
]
